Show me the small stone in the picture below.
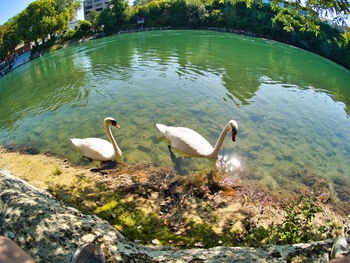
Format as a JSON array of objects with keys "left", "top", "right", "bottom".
[
  {"left": 26, "top": 235, "right": 34, "bottom": 242},
  {"left": 134, "top": 240, "right": 141, "bottom": 243},
  {"left": 177, "top": 241, "right": 185, "bottom": 246},
  {"left": 81, "top": 233, "right": 96, "bottom": 243},
  {"left": 111, "top": 213, "right": 116, "bottom": 219},
  {"left": 164, "top": 218, "right": 170, "bottom": 226},
  {"left": 8, "top": 232, "right": 15, "bottom": 239},
  {"left": 194, "top": 241, "right": 206, "bottom": 248},
  {"left": 151, "top": 239, "right": 159, "bottom": 245},
  {"left": 137, "top": 225, "right": 142, "bottom": 229},
  {"left": 218, "top": 240, "right": 223, "bottom": 245}
]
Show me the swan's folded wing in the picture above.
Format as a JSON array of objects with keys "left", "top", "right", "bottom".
[
  {"left": 165, "top": 127, "right": 213, "bottom": 156},
  {"left": 71, "top": 138, "right": 114, "bottom": 159}
]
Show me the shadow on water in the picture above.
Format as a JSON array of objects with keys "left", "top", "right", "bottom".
[{"left": 168, "top": 145, "right": 187, "bottom": 175}]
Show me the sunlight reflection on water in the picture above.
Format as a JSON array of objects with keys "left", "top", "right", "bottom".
[
  {"left": 217, "top": 154, "right": 242, "bottom": 173},
  {"left": 1, "top": 31, "right": 350, "bottom": 202}
]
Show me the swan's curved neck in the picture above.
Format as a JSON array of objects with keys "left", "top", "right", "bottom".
[
  {"left": 105, "top": 123, "right": 122, "bottom": 158},
  {"left": 209, "top": 122, "right": 231, "bottom": 158}
]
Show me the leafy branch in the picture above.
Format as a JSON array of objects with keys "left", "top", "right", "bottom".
[{"left": 245, "top": 193, "right": 330, "bottom": 246}]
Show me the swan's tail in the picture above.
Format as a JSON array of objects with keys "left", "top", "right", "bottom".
[
  {"left": 156, "top": 124, "right": 167, "bottom": 136},
  {"left": 70, "top": 138, "right": 82, "bottom": 147}
]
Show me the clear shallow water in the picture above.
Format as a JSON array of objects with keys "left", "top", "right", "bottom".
[{"left": 1, "top": 30, "right": 350, "bottom": 193}]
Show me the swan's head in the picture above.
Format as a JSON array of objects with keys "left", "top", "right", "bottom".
[
  {"left": 104, "top": 117, "right": 120, "bottom": 128},
  {"left": 229, "top": 120, "right": 238, "bottom": 142}
]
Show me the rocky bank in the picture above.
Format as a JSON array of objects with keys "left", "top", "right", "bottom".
[{"left": 0, "top": 168, "right": 348, "bottom": 262}]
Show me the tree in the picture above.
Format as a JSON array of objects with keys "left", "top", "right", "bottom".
[
  {"left": 224, "top": 0, "right": 350, "bottom": 34},
  {"left": 15, "top": 10, "right": 33, "bottom": 45},
  {"left": 0, "top": 19, "right": 19, "bottom": 60},
  {"left": 74, "top": 20, "right": 92, "bottom": 38},
  {"left": 111, "top": 0, "right": 128, "bottom": 28},
  {"left": 86, "top": 9, "right": 98, "bottom": 22},
  {"left": 55, "top": 0, "right": 81, "bottom": 20},
  {"left": 185, "top": 0, "right": 208, "bottom": 26},
  {"left": 4, "top": 0, "right": 81, "bottom": 47},
  {"left": 95, "top": 7, "right": 116, "bottom": 34}
]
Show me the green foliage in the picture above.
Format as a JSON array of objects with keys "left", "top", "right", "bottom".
[
  {"left": 95, "top": 7, "right": 117, "bottom": 34},
  {"left": 0, "top": 0, "right": 349, "bottom": 69},
  {"left": 226, "top": 0, "right": 349, "bottom": 34},
  {"left": 72, "top": 20, "right": 92, "bottom": 39},
  {"left": 18, "top": 0, "right": 69, "bottom": 41},
  {"left": 0, "top": 20, "right": 18, "bottom": 60},
  {"left": 0, "top": 0, "right": 80, "bottom": 58},
  {"left": 342, "top": 30, "right": 350, "bottom": 45},
  {"left": 86, "top": 9, "right": 98, "bottom": 23},
  {"left": 245, "top": 193, "right": 329, "bottom": 246},
  {"left": 111, "top": 0, "right": 128, "bottom": 29},
  {"left": 52, "top": 167, "right": 62, "bottom": 176},
  {"left": 185, "top": 0, "right": 208, "bottom": 26},
  {"left": 277, "top": 194, "right": 323, "bottom": 244},
  {"left": 62, "top": 28, "right": 76, "bottom": 41},
  {"left": 95, "top": 198, "right": 225, "bottom": 248}
]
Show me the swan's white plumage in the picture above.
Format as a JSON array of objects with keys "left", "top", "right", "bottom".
[
  {"left": 156, "top": 120, "right": 238, "bottom": 159},
  {"left": 71, "top": 117, "right": 122, "bottom": 161},
  {"left": 70, "top": 138, "right": 115, "bottom": 161},
  {"left": 156, "top": 124, "right": 213, "bottom": 156}
]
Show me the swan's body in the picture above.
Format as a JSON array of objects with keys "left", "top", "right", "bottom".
[
  {"left": 156, "top": 120, "right": 238, "bottom": 159},
  {"left": 70, "top": 117, "right": 122, "bottom": 161}
]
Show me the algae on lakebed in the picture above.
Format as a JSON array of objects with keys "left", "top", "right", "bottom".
[{"left": 0, "top": 145, "right": 347, "bottom": 248}]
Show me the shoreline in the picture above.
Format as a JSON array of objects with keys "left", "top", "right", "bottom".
[
  {"left": 0, "top": 144, "right": 349, "bottom": 250},
  {"left": 1, "top": 166, "right": 347, "bottom": 262},
  {"left": 3, "top": 27, "right": 349, "bottom": 76}
]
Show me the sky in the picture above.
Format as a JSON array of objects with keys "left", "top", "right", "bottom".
[{"left": 0, "top": 0, "right": 84, "bottom": 25}]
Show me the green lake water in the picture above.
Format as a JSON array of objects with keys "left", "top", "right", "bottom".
[{"left": 1, "top": 30, "right": 350, "bottom": 196}]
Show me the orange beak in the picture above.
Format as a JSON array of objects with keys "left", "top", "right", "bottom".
[{"left": 114, "top": 123, "right": 120, "bottom": 128}]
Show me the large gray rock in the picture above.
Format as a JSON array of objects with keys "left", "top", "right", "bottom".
[{"left": 0, "top": 168, "right": 341, "bottom": 262}]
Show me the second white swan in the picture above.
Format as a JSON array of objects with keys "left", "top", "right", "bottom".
[
  {"left": 70, "top": 117, "right": 122, "bottom": 161},
  {"left": 156, "top": 120, "right": 238, "bottom": 159}
]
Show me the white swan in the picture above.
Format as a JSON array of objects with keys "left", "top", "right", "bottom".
[
  {"left": 70, "top": 117, "right": 122, "bottom": 161},
  {"left": 156, "top": 120, "right": 238, "bottom": 159}
]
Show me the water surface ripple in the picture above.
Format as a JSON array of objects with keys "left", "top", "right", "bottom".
[{"left": 1, "top": 30, "right": 350, "bottom": 196}]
